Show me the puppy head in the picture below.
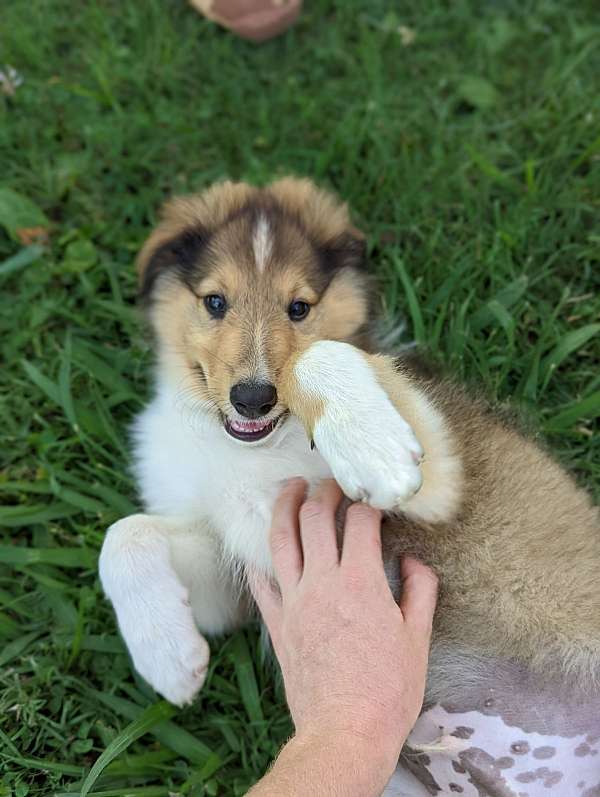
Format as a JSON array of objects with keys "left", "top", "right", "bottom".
[{"left": 138, "top": 177, "right": 371, "bottom": 444}]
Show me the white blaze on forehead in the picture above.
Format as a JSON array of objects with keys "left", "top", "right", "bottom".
[{"left": 252, "top": 215, "right": 272, "bottom": 273}]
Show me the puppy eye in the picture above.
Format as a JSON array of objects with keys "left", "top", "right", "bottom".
[
  {"left": 288, "top": 300, "right": 310, "bottom": 321},
  {"left": 204, "top": 294, "right": 227, "bottom": 318}
]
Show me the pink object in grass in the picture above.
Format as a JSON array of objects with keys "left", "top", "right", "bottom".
[{"left": 189, "top": 0, "right": 303, "bottom": 42}]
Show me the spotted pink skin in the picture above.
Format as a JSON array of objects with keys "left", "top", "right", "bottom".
[{"left": 398, "top": 658, "right": 600, "bottom": 796}]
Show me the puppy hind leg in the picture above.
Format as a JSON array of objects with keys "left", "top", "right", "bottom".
[
  {"left": 99, "top": 514, "right": 243, "bottom": 705},
  {"left": 168, "top": 520, "right": 249, "bottom": 635}
]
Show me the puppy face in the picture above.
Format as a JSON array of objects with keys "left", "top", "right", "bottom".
[{"left": 138, "top": 178, "right": 371, "bottom": 444}]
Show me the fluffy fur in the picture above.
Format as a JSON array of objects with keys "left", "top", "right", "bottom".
[{"left": 99, "top": 177, "right": 600, "bottom": 716}]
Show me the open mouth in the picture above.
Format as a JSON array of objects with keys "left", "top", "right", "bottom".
[{"left": 223, "top": 414, "right": 283, "bottom": 443}]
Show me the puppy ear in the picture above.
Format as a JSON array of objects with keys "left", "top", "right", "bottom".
[
  {"left": 266, "top": 178, "right": 366, "bottom": 269},
  {"left": 136, "top": 198, "right": 209, "bottom": 300},
  {"left": 322, "top": 226, "right": 367, "bottom": 272},
  {"left": 137, "top": 224, "right": 207, "bottom": 300},
  {"left": 136, "top": 185, "right": 255, "bottom": 299}
]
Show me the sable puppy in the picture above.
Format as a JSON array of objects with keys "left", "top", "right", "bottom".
[{"left": 99, "top": 178, "right": 600, "bottom": 794}]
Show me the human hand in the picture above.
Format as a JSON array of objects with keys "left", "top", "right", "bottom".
[{"left": 250, "top": 478, "right": 438, "bottom": 773}]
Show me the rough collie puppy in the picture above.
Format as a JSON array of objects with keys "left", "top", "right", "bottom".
[{"left": 99, "top": 178, "right": 600, "bottom": 795}]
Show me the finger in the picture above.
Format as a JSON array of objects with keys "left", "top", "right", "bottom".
[
  {"left": 269, "top": 478, "right": 307, "bottom": 593},
  {"left": 399, "top": 557, "right": 439, "bottom": 633},
  {"left": 298, "top": 480, "right": 343, "bottom": 575},
  {"left": 248, "top": 570, "right": 284, "bottom": 653},
  {"left": 340, "top": 502, "right": 384, "bottom": 573}
]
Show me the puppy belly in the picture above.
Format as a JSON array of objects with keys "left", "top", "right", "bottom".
[{"left": 402, "top": 657, "right": 600, "bottom": 796}]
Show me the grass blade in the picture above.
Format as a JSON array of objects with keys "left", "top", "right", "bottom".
[
  {"left": 80, "top": 701, "right": 176, "bottom": 797},
  {"left": 0, "top": 480, "right": 53, "bottom": 495},
  {"left": 21, "top": 359, "right": 61, "bottom": 405},
  {"left": 544, "top": 391, "right": 600, "bottom": 432},
  {"left": 0, "top": 610, "right": 19, "bottom": 637},
  {"left": 0, "top": 545, "right": 96, "bottom": 568},
  {"left": 72, "top": 338, "right": 138, "bottom": 399},
  {"left": 59, "top": 330, "right": 79, "bottom": 431},
  {"left": 228, "top": 631, "right": 264, "bottom": 723},
  {"left": 0, "top": 502, "right": 79, "bottom": 527},
  {"left": 55, "top": 487, "right": 106, "bottom": 514},
  {"left": 0, "top": 244, "right": 44, "bottom": 278},
  {"left": 79, "top": 635, "right": 125, "bottom": 654},
  {"left": 88, "top": 691, "right": 222, "bottom": 770},
  {"left": 3, "top": 756, "right": 83, "bottom": 776},
  {"left": 0, "top": 631, "right": 42, "bottom": 667},
  {"left": 393, "top": 256, "right": 425, "bottom": 343},
  {"left": 540, "top": 324, "right": 600, "bottom": 391},
  {"left": 469, "top": 276, "right": 528, "bottom": 333}
]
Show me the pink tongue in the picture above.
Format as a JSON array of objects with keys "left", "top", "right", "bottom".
[{"left": 230, "top": 418, "right": 270, "bottom": 433}]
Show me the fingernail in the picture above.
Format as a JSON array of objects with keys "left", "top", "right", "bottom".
[{"left": 280, "top": 477, "right": 306, "bottom": 488}]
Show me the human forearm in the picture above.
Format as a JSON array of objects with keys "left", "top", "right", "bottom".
[
  {"left": 248, "top": 480, "right": 437, "bottom": 797},
  {"left": 247, "top": 732, "right": 400, "bottom": 797}
]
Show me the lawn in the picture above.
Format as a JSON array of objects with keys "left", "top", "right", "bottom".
[{"left": 1, "top": 0, "right": 599, "bottom": 794}]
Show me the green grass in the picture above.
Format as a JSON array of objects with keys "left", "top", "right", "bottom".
[{"left": 1, "top": 0, "right": 599, "bottom": 794}]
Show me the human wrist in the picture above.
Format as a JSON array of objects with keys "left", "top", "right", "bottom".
[
  {"left": 247, "top": 724, "right": 405, "bottom": 797},
  {"left": 291, "top": 725, "right": 402, "bottom": 790},
  {"left": 297, "top": 708, "right": 411, "bottom": 766}
]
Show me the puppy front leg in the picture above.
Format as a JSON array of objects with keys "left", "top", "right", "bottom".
[
  {"left": 99, "top": 515, "right": 245, "bottom": 705},
  {"left": 281, "top": 341, "right": 462, "bottom": 523}
]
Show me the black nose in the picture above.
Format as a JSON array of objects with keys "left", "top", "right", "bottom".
[{"left": 230, "top": 381, "right": 278, "bottom": 419}]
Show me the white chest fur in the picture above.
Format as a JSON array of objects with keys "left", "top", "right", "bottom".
[
  {"left": 101, "top": 342, "right": 433, "bottom": 707},
  {"left": 132, "top": 385, "right": 332, "bottom": 572}
]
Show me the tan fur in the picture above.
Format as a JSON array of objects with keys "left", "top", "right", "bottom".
[
  {"left": 141, "top": 176, "right": 600, "bottom": 691},
  {"left": 370, "top": 356, "right": 465, "bottom": 523},
  {"left": 143, "top": 178, "right": 370, "bottom": 423},
  {"left": 380, "top": 373, "right": 600, "bottom": 687},
  {"left": 137, "top": 178, "right": 362, "bottom": 282},
  {"left": 137, "top": 182, "right": 256, "bottom": 279},
  {"left": 279, "top": 349, "right": 327, "bottom": 440},
  {"left": 267, "top": 177, "right": 363, "bottom": 244}
]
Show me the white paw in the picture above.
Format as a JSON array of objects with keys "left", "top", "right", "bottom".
[
  {"left": 299, "top": 342, "right": 423, "bottom": 512},
  {"left": 315, "top": 402, "right": 423, "bottom": 511},
  {"left": 117, "top": 581, "right": 210, "bottom": 706}
]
